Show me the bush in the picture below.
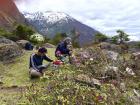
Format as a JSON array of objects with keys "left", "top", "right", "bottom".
[
  {"left": 110, "top": 36, "right": 118, "bottom": 44},
  {"left": 136, "top": 41, "right": 140, "bottom": 48},
  {"left": 13, "top": 24, "right": 35, "bottom": 40},
  {"left": 49, "top": 33, "right": 67, "bottom": 45},
  {"left": 0, "top": 24, "right": 35, "bottom": 42},
  {"left": 94, "top": 33, "right": 108, "bottom": 43}
]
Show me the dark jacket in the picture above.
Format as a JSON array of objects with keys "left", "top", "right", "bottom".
[
  {"left": 55, "top": 42, "right": 70, "bottom": 56},
  {"left": 29, "top": 53, "right": 53, "bottom": 71}
]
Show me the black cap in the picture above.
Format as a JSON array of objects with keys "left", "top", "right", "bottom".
[{"left": 38, "top": 47, "right": 47, "bottom": 53}]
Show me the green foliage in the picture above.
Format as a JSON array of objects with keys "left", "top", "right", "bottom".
[
  {"left": 117, "top": 30, "right": 130, "bottom": 43},
  {"left": 0, "top": 48, "right": 140, "bottom": 105},
  {"left": 111, "top": 35, "right": 119, "bottom": 44},
  {"left": 0, "top": 28, "right": 16, "bottom": 40},
  {"left": 111, "top": 30, "right": 130, "bottom": 44},
  {"left": 29, "top": 35, "right": 39, "bottom": 44},
  {"left": 135, "top": 41, "right": 140, "bottom": 48},
  {"left": 94, "top": 33, "right": 108, "bottom": 43},
  {"left": 43, "top": 36, "right": 51, "bottom": 43},
  {"left": 49, "top": 33, "right": 67, "bottom": 45},
  {"left": 0, "top": 28, "right": 8, "bottom": 36},
  {"left": 0, "top": 24, "right": 35, "bottom": 41},
  {"left": 13, "top": 24, "right": 35, "bottom": 40}
]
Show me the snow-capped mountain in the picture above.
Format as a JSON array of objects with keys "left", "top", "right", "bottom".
[
  {"left": 24, "top": 11, "right": 99, "bottom": 46},
  {"left": 24, "top": 11, "right": 73, "bottom": 24}
]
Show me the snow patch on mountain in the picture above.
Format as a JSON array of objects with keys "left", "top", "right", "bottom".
[{"left": 24, "top": 11, "right": 73, "bottom": 24}]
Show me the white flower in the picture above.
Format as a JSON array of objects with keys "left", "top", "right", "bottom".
[{"left": 90, "top": 58, "right": 93, "bottom": 61}]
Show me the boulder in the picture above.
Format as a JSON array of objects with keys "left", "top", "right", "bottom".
[
  {"left": 104, "top": 50, "right": 119, "bottom": 61},
  {"left": 99, "top": 42, "right": 127, "bottom": 53},
  {"left": 99, "top": 42, "right": 111, "bottom": 49},
  {"left": 16, "top": 40, "right": 34, "bottom": 50},
  {"left": 16, "top": 40, "right": 30, "bottom": 48},
  {"left": 0, "top": 36, "right": 15, "bottom": 44},
  {"left": 0, "top": 37, "right": 22, "bottom": 61}
]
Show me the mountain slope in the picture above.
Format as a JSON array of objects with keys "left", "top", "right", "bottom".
[
  {"left": 24, "top": 11, "right": 99, "bottom": 46},
  {"left": 0, "top": 0, "right": 25, "bottom": 30}
]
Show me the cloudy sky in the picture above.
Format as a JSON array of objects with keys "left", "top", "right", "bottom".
[{"left": 15, "top": 0, "right": 140, "bottom": 40}]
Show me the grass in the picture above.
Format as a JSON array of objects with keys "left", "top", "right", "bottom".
[
  {"left": 0, "top": 48, "right": 56, "bottom": 104},
  {"left": 0, "top": 48, "right": 140, "bottom": 105},
  {"left": 1, "top": 48, "right": 56, "bottom": 87}
]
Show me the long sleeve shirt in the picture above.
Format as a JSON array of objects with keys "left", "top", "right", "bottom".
[
  {"left": 55, "top": 42, "right": 70, "bottom": 56},
  {"left": 29, "top": 53, "right": 53, "bottom": 71}
]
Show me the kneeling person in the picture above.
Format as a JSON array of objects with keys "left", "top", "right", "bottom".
[
  {"left": 55, "top": 37, "right": 73, "bottom": 62},
  {"left": 29, "top": 47, "right": 53, "bottom": 78}
]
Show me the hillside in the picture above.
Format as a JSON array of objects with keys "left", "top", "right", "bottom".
[
  {"left": 0, "top": 47, "right": 140, "bottom": 104},
  {"left": 24, "top": 11, "right": 99, "bottom": 46},
  {"left": 0, "top": 0, "right": 25, "bottom": 30}
]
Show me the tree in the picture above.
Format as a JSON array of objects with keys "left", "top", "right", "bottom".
[
  {"left": 114, "top": 30, "right": 130, "bottom": 44},
  {"left": 14, "top": 24, "right": 35, "bottom": 40},
  {"left": 94, "top": 33, "right": 108, "bottom": 43},
  {"left": 110, "top": 35, "right": 118, "bottom": 44}
]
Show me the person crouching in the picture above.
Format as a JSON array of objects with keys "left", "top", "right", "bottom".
[
  {"left": 55, "top": 37, "right": 73, "bottom": 63},
  {"left": 29, "top": 47, "right": 53, "bottom": 78}
]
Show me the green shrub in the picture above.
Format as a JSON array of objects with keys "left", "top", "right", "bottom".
[
  {"left": 94, "top": 33, "right": 108, "bottom": 43},
  {"left": 49, "top": 33, "right": 67, "bottom": 45},
  {"left": 13, "top": 24, "right": 35, "bottom": 40}
]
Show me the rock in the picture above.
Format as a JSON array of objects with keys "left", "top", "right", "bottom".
[
  {"left": 104, "top": 66, "right": 119, "bottom": 79},
  {"left": 0, "top": 44, "right": 22, "bottom": 61},
  {"left": 104, "top": 50, "right": 119, "bottom": 61},
  {"left": 42, "top": 43, "right": 56, "bottom": 48},
  {"left": 99, "top": 42, "right": 122, "bottom": 53},
  {"left": 110, "top": 44, "right": 122, "bottom": 53},
  {"left": 132, "top": 52, "right": 140, "bottom": 60},
  {"left": 128, "top": 52, "right": 140, "bottom": 75},
  {"left": 16, "top": 40, "right": 34, "bottom": 50},
  {"left": 75, "top": 74, "right": 101, "bottom": 87},
  {"left": 91, "top": 78, "right": 101, "bottom": 86},
  {"left": 133, "top": 89, "right": 140, "bottom": 99},
  {"left": 125, "top": 67, "right": 135, "bottom": 76},
  {"left": 120, "top": 82, "right": 126, "bottom": 92},
  {"left": 0, "top": 36, "right": 15, "bottom": 44},
  {"left": 99, "top": 42, "right": 111, "bottom": 49},
  {"left": 16, "top": 40, "right": 30, "bottom": 48},
  {"left": 0, "top": 37, "right": 22, "bottom": 61}
]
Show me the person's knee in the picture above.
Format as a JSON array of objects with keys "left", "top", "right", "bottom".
[{"left": 30, "top": 69, "right": 42, "bottom": 78}]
